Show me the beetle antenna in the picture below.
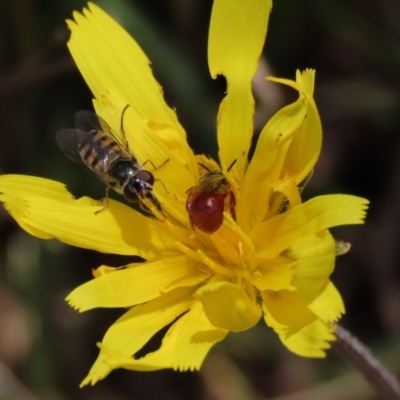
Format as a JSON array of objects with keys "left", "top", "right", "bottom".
[
  {"left": 198, "top": 163, "right": 210, "bottom": 172},
  {"left": 227, "top": 159, "right": 237, "bottom": 172}
]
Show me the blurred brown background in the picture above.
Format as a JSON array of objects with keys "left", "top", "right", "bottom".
[{"left": 0, "top": 0, "right": 399, "bottom": 399}]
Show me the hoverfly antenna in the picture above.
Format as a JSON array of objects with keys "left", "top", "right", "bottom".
[{"left": 120, "top": 104, "right": 131, "bottom": 147}]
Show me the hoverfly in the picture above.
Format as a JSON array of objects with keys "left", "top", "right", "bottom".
[
  {"left": 55, "top": 106, "right": 167, "bottom": 215},
  {"left": 186, "top": 160, "right": 236, "bottom": 234}
]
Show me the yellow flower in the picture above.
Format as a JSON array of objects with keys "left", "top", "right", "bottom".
[{"left": 0, "top": 0, "right": 368, "bottom": 387}]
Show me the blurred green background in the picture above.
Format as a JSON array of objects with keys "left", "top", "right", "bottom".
[{"left": 0, "top": 0, "right": 400, "bottom": 399}]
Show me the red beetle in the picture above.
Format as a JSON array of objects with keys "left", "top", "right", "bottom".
[{"left": 186, "top": 162, "right": 236, "bottom": 234}]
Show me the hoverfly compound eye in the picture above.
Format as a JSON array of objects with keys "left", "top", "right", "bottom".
[
  {"left": 136, "top": 170, "right": 155, "bottom": 186},
  {"left": 123, "top": 184, "right": 139, "bottom": 202},
  {"left": 123, "top": 171, "right": 156, "bottom": 203}
]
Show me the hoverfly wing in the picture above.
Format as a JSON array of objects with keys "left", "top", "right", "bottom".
[
  {"left": 74, "top": 110, "right": 102, "bottom": 133},
  {"left": 74, "top": 110, "right": 130, "bottom": 156},
  {"left": 56, "top": 128, "right": 88, "bottom": 164},
  {"left": 55, "top": 128, "right": 110, "bottom": 185}
]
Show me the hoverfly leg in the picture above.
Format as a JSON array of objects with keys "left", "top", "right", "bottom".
[
  {"left": 146, "top": 192, "right": 163, "bottom": 214},
  {"left": 142, "top": 158, "right": 170, "bottom": 171},
  {"left": 95, "top": 185, "right": 111, "bottom": 215},
  {"left": 94, "top": 204, "right": 107, "bottom": 215},
  {"left": 142, "top": 158, "right": 171, "bottom": 199},
  {"left": 138, "top": 192, "right": 164, "bottom": 219},
  {"left": 153, "top": 178, "right": 175, "bottom": 199},
  {"left": 137, "top": 200, "right": 156, "bottom": 218}
]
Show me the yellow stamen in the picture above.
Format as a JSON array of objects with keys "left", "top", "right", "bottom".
[{"left": 197, "top": 249, "right": 235, "bottom": 278}]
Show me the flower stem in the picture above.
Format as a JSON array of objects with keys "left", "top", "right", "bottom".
[{"left": 332, "top": 324, "right": 400, "bottom": 400}]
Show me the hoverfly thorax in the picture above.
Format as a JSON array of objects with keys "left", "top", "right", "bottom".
[{"left": 109, "top": 160, "right": 138, "bottom": 189}]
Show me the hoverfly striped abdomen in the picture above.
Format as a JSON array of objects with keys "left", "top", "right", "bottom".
[{"left": 56, "top": 109, "right": 167, "bottom": 215}]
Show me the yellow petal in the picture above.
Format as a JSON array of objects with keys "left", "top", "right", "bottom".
[
  {"left": 250, "top": 195, "right": 369, "bottom": 258},
  {"left": 248, "top": 257, "right": 295, "bottom": 291},
  {"left": 195, "top": 280, "right": 261, "bottom": 332},
  {"left": 263, "top": 290, "right": 315, "bottom": 335},
  {"left": 279, "top": 319, "right": 335, "bottom": 358},
  {"left": 305, "top": 281, "right": 345, "bottom": 323},
  {"left": 262, "top": 290, "right": 335, "bottom": 357},
  {"left": 208, "top": 0, "right": 272, "bottom": 174},
  {"left": 272, "top": 175, "right": 303, "bottom": 210},
  {"left": 268, "top": 69, "right": 322, "bottom": 183},
  {"left": 0, "top": 175, "right": 73, "bottom": 239},
  {"left": 240, "top": 98, "right": 308, "bottom": 229},
  {"left": 89, "top": 339, "right": 174, "bottom": 377},
  {"left": 288, "top": 231, "right": 336, "bottom": 292},
  {"left": 85, "top": 301, "right": 228, "bottom": 378},
  {"left": 29, "top": 196, "right": 176, "bottom": 257},
  {"left": 67, "top": 256, "right": 208, "bottom": 311},
  {"left": 171, "top": 301, "right": 228, "bottom": 371},
  {"left": 67, "top": 4, "right": 186, "bottom": 144},
  {"left": 0, "top": 175, "right": 72, "bottom": 201},
  {"left": 0, "top": 174, "right": 176, "bottom": 257},
  {"left": 81, "top": 286, "right": 197, "bottom": 386}
]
